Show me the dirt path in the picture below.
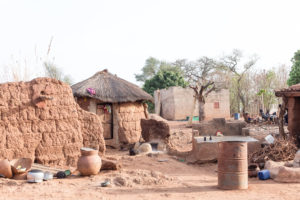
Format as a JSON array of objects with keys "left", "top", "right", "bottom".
[
  {"left": 1, "top": 151, "right": 300, "bottom": 200},
  {"left": 1, "top": 122, "right": 298, "bottom": 200}
]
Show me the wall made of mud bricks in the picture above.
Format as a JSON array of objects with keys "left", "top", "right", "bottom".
[
  {"left": 0, "top": 78, "right": 105, "bottom": 166},
  {"left": 116, "top": 102, "right": 146, "bottom": 144}
]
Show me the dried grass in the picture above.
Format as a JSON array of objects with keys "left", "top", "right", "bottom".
[{"left": 72, "top": 70, "right": 153, "bottom": 103}]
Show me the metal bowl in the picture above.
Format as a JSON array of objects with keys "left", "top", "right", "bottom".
[
  {"left": 43, "top": 171, "right": 53, "bottom": 181},
  {"left": 27, "top": 170, "right": 44, "bottom": 183}
]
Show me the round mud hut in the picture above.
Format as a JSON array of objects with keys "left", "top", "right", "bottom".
[{"left": 71, "top": 69, "right": 153, "bottom": 147}]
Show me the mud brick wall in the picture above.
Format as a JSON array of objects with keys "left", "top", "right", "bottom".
[
  {"left": 287, "top": 97, "right": 300, "bottom": 144},
  {"left": 76, "top": 97, "right": 90, "bottom": 111},
  {"left": 192, "top": 118, "right": 246, "bottom": 136},
  {"left": 141, "top": 117, "right": 170, "bottom": 142},
  {"left": 116, "top": 102, "right": 146, "bottom": 144},
  {"left": 0, "top": 78, "right": 105, "bottom": 166}
]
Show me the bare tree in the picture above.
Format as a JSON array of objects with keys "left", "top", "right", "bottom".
[
  {"left": 180, "top": 57, "right": 219, "bottom": 121},
  {"left": 221, "top": 49, "right": 258, "bottom": 116}
]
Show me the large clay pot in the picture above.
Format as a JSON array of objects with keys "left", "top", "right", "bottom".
[
  {"left": 0, "top": 159, "right": 13, "bottom": 178},
  {"left": 77, "top": 148, "right": 102, "bottom": 176},
  {"left": 10, "top": 158, "right": 32, "bottom": 175}
]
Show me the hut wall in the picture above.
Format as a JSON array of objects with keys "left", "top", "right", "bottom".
[
  {"left": 76, "top": 97, "right": 90, "bottom": 111},
  {"left": 76, "top": 98, "right": 147, "bottom": 146},
  {"left": 287, "top": 97, "right": 300, "bottom": 142},
  {"left": 114, "top": 102, "right": 146, "bottom": 144},
  {"left": 0, "top": 78, "right": 105, "bottom": 166},
  {"left": 76, "top": 97, "right": 97, "bottom": 113}
]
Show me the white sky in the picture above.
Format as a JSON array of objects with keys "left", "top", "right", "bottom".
[{"left": 0, "top": 0, "right": 299, "bottom": 85}]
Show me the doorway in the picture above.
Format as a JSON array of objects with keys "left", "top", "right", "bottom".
[{"left": 96, "top": 103, "right": 113, "bottom": 139}]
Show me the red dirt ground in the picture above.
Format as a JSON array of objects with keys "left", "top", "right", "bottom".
[{"left": 0, "top": 122, "right": 298, "bottom": 200}]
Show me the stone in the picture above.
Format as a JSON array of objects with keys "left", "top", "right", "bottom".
[
  {"left": 275, "top": 166, "right": 300, "bottom": 183},
  {"left": 114, "top": 176, "right": 127, "bottom": 186},
  {"left": 101, "top": 158, "right": 121, "bottom": 171},
  {"left": 141, "top": 114, "right": 170, "bottom": 142},
  {"left": 137, "top": 143, "right": 152, "bottom": 154},
  {"left": 265, "top": 160, "right": 286, "bottom": 179}
]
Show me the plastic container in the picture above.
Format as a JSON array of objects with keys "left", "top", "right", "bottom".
[
  {"left": 265, "top": 135, "right": 275, "bottom": 144},
  {"left": 43, "top": 171, "right": 53, "bottom": 181},
  {"left": 27, "top": 169, "right": 44, "bottom": 183},
  {"left": 234, "top": 113, "right": 240, "bottom": 120},
  {"left": 258, "top": 169, "right": 270, "bottom": 180},
  {"left": 186, "top": 116, "right": 199, "bottom": 121}
]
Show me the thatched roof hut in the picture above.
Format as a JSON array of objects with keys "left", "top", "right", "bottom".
[
  {"left": 72, "top": 69, "right": 153, "bottom": 103},
  {"left": 71, "top": 69, "right": 152, "bottom": 147}
]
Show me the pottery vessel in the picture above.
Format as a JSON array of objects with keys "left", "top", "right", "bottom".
[
  {"left": 248, "top": 164, "right": 259, "bottom": 178},
  {"left": 13, "top": 172, "right": 28, "bottom": 180},
  {"left": 0, "top": 159, "right": 13, "bottom": 178},
  {"left": 10, "top": 158, "right": 32, "bottom": 175},
  {"left": 77, "top": 147, "right": 102, "bottom": 176}
]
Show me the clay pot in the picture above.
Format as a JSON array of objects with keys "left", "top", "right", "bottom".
[
  {"left": 10, "top": 158, "right": 32, "bottom": 175},
  {"left": 248, "top": 164, "right": 259, "bottom": 178},
  {"left": 13, "top": 172, "right": 28, "bottom": 180},
  {"left": 0, "top": 159, "right": 13, "bottom": 178},
  {"left": 77, "top": 148, "right": 102, "bottom": 176}
]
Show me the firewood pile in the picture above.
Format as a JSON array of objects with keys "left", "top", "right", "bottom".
[{"left": 249, "top": 137, "right": 298, "bottom": 163}]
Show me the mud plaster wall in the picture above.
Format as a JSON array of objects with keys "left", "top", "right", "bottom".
[
  {"left": 0, "top": 78, "right": 105, "bottom": 166},
  {"left": 154, "top": 87, "right": 230, "bottom": 120},
  {"left": 116, "top": 102, "right": 146, "bottom": 144},
  {"left": 76, "top": 98, "right": 146, "bottom": 145},
  {"left": 287, "top": 97, "right": 300, "bottom": 142}
]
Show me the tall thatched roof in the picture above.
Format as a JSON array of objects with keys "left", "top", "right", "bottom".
[{"left": 71, "top": 69, "right": 153, "bottom": 103}]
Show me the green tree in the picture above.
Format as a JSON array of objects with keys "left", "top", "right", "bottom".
[
  {"left": 256, "top": 70, "right": 277, "bottom": 111},
  {"left": 143, "top": 70, "right": 187, "bottom": 95},
  {"left": 142, "top": 70, "right": 188, "bottom": 112},
  {"left": 135, "top": 57, "right": 160, "bottom": 82},
  {"left": 288, "top": 50, "right": 300, "bottom": 86},
  {"left": 135, "top": 57, "right": 182, "bottom": 83}
]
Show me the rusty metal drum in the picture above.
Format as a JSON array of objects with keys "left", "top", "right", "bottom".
[{"left": 218, "top": 141, "right": 248, "bottom": 190}]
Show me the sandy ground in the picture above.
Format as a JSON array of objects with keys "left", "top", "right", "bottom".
[
  {"left": 1, "top": 151, "right": 300, "bottom": 200},
  {"left": 1, "top": 122, "right": 299, "bottom": 200}
]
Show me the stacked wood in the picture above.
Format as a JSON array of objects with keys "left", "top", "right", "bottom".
[{"left": 249, "top": 137, "right": 297, "bottom": 163}]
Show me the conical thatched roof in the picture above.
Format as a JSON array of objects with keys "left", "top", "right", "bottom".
[{"left": 71, "top": 69, "right": 153, "bottom": 103}]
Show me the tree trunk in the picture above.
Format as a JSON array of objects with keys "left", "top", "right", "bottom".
[
  {"left": 188, "top": 95, "right": 197, "bottom": 126},
  {"left": 154, "top": 90, "right": 161, "bottom": 115},
  {"left": 198, "top": 100, "right": 205, "bottom": 121},
  {"left": 278, "top": 96, "right": 287, "bottom": 139},
  {"left": 238, "top": 91, "right": 246, "bottom": 114}
]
